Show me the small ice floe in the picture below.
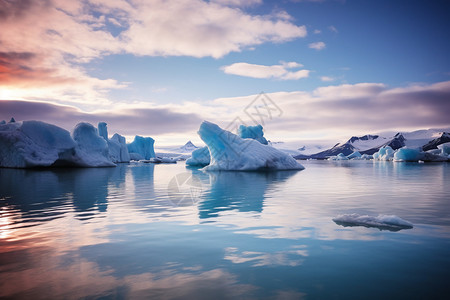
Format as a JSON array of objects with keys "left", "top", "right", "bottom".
[
  {"left": 418, "top": 160, "right": 425, "bottom": 163},
  {"left": 333, "top": 213, "right": 413, "bottom": 232}
]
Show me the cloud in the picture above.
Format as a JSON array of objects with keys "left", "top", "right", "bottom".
[
  {"left": 308, "top": 41, "right": 326, "bottom": 50},
  {"left": 313, "top": 29, "right": 321, "bottom": 34},
  {"left": 0, "top": 100, "right": 202, "bottom": 137},
  {"left": 3, "top": 81, "right": 449, "bottom": 144},
  {"left": 221, "top": 61, "right": 310, "bottom": 80},
  {"left": 211, "top": 0, "right": 263, "bottom": 7},
  {"left": 0, "top": 0, "right": 307, "bottom": 106},
  {"left": 320, "top": 76, "right": 335, "bottom": 82},
  {"left": 328, "top": 25, "right": 338, "bottom": 33}
]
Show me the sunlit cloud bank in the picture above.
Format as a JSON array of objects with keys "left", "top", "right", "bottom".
[
  {"left": 2, "top": 81, "right": 449, "bottom": 145},
  {"left": 0, "top": 0, "right": 306, "bottom": 106}
]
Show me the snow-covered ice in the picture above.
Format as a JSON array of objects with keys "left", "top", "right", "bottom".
[
  {"left": 237, "top": 124, "right": 268, "bottom": 145},
  {"left": 333, "top": 213, "right": 413, "bottom": 231},
  {"left": 197, "top": 121, "right": 305, "bottom": 171},
  {"left": 127, "top": 136, "right": 155, "bottom": 160}
]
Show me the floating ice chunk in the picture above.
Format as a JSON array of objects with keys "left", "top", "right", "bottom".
[
  {"left": 347, "top": 151, "right": 362, "bottom": 159},
  {"left": 361, "top": 154, "right": 373, "bottom": 160},
  {"left": 328, "top": 153, "right": 349, "bottom": 160},
  {"left": 72, "top": 122, "right": 115, "bottom": 167},
  {"left": 394, "top": 147, "right": 447, "bottom": 162},
  {"left": 237, "top": 124, "right": 268, "bottom": 145},
  {"left": 333, "top": 213, "right": 413, "bottom": 231},
  {"left": 110, "top": 133, "right": 131, "bottom": 163},
  {"left": 373, "top": 146, "right": 395, "bottom": 161},
  {"left": 0, "top": 120, "right": 77, "bottom": 168},
  {"left": 186, "top": 147, "right": 210, "bottom": 166},
  {"left": 393, "top": 148, "right": 422, "bottom": 162},
  {"left": 198, "top": 121, "right": 304, "bottom": 171},
  {"left": 149, "top": 156, "right": 177, "bottom": 164},
  {"left": 438, "top": 142, "right": 450, "bottom": 156},
  {"left": 127, "top": 136, "right": 155, "bottom": 160}
]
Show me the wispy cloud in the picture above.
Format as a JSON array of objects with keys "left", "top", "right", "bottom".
[
  {"left": 320, "top": 76, "right": 335, "bottom": 82},
  {"left": 221, "top": 61, "right": 310, "bottom": 80},
  {"left": 328, "top": 25, "right": 338, "bottom": 33},
  {"left": 308, "top": 41, "right": 326, "bottom": 50}
]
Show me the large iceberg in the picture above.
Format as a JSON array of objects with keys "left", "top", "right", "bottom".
[
  {"left": 237, "top": 124, "right": 268, "bottom": 145},
  {"left": 197, "top": 121, "right": 304, "bottom": 171},
  {"left": 186, "top": 123, "right": 270, "bottom": 167},
  {"left": 72, "top": 123, "right": 115, "bottom": 167},
  {"left": 97, "top": 122, "right": 130, "bottom": 163},
  {"left": 186, "top": 146, "right": 210, "bottom": 166},
  {"left": 127, "top": 136, "right": 156, "bottom": 160},
  {"left": 0, "top": 120, "right": 77, "bottom": 168},
  {"left": 347, "top": 151, "right": 362, "bottom": 159},
  {"left": 0, "top": 120, "right": 114, "bottom": 168},
  {"left": 333, "top": 213, "right": 413, "bottom": 231},
  {"left": 438, "top": 142, "right": 450, "bottom": 157}
]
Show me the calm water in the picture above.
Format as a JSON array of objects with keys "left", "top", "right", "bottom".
[{"left": 1, "top": 161, "right": 449, "bottom": 299}]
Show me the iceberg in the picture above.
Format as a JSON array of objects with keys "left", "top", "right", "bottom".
[
  {"left": 347, "top": 151, "right": 362, "bottom": 159},
  {"left": 187, "top": 123, "right": 272, "bottom": 167},
  {"left": 393, "top": 147, "right": 447, "bottom": 162},
  {"left": 72, "top": 123, "right": 115, "bottom": 167},
  {"left": 0, "top": 120, "right": 77, "bottom": 168},
  {"left": 438, "top": 142, "right": 450, "bottom": 157},
  {"left": 186, "top": 146, "right": 210, "bottom": 166},
  {"left": 373, "top": 146, "right": 395, "bottom": 161},
  {"left": 127, "top": 136, "right": 155, "bottom": 160},
  {"left": 97, "top": 122, "right": 130, "bottom": 163},
  {"left": 360, "top": 154, "right": 373, "bottom": 160},
  {"left": 333, "top": 213, "right": 413, "bottom": 231},
  {"left": 328, "top": 153, "right": 349, "bottom": 160},
  {"left": 197, "top": 121, "right": 304, "bottom": 171},
  {"left": 237, "top": 124, "right": 268, "bottom": 145},
  {"left": 0, "top": 120, "right": 114, "bottom": 168}
]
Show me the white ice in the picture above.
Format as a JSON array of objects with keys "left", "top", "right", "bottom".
[
  {"left": 393, "top": 147, "right": 447, "bottom": 162},
  {"left": 198, "top": 121, "right": 305, "bottom": 171},
  {"left": 333, "top": 213, "right": 413, "bottom": 231}
]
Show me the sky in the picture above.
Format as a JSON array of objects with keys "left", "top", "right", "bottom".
[{"left": 0, "top": 0, "right": 449, "bottom": 146}]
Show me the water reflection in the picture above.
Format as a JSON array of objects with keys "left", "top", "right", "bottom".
[{"left": 198, "top": 170, "right": 298, "bottom": 219}]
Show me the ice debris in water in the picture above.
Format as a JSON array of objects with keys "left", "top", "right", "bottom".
[{"left": 333, "top": 213, "right": 413, "bottom": 231}]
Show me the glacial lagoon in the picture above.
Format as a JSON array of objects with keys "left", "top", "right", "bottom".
[{"left": 1, "top": 160, "right": 449, "bottom": 299}]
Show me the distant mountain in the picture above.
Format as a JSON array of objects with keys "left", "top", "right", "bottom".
[
  {"left": 422, "top": 132, "right": 450, "bottom": 151},
  {"left": 303, "top": 135, "right": 383, "bottom": 159},
  {"left": 179, "top": 141, "right": 199, "bottom": 152},
  {"left": 294, "top": 128, "right": 450, "bottom": 159}
]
